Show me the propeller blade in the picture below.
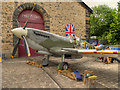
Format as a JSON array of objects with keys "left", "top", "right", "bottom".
[
  {"left": 11, "top": 38, "right": 21, "bottom": 58},
  {"left": 16, "top": 19, "right": 21, "bottom": 27},
  {"left": 22, "top": 36, "right": 31, "bottom": 57},
  {"left": 23, "top": 3, "right": 36, "bottom": 29}
]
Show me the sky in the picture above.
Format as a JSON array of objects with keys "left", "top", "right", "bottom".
[{"left": 83, "top": 0, "right": 119, "bottom": 9}]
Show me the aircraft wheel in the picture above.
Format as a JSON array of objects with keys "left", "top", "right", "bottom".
[
  {"left": 58, "top": 62, "right": 69, "bottom": 70},
  {"left": 42, "top": 58, "right": 49, "bottom": 67}
]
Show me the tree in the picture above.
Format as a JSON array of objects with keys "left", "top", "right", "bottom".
[
  {"left": 90, "top": 5, "right": 114, "bottom": 37},
  {"left": 106, "top": 2, "right": 120, "bottom": 45},
  {"left": 90, "top": 4, "right": 120, "bottom": 45},
  {"left": 118, "top": 1, "right": 120, "bottom": 22}
]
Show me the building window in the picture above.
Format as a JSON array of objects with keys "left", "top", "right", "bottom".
[
  {"left": 86, "top": 10, "right": 90, "bottom": 17},
  {"left": 86, "top": 20, "right": 90, "bottom": 24}
]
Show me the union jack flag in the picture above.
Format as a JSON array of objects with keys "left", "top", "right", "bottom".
[{"left": 65, "top": 24, "right": 75, "bottom": 38}]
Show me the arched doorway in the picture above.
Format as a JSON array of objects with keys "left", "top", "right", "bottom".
[{"left": 18, "top": 9, "right": 44, "bottom": 57}]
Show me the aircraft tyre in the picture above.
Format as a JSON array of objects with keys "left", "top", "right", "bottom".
[
  {"left": 58, "top": 62, "right": 69, "bottom": 70},
  {"left": 42, "top": 58, "right": 49, "bottom": 67},
  {"left": 43, "top": 64, "right": 48, "bottom": 67}
]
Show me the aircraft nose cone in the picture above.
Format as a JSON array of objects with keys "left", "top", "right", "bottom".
[
  {"left": 11, "top": 29, "right": 14, "bottom": 33},
  {"left": 11, "top": 28, "right": 28, "bottom": 39},
  {"left": 11, "top": 29, "right": 17, "bottom": 35}
]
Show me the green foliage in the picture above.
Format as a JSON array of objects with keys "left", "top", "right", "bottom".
[
  {"left": 118, "top": 1, "right": 120, "bottom": 22},
  {"left": 90, "top": 5, "right": 113, "bottom": 36},
  {"left": 90, "top": 3, "right": 120, "bottom": 45}
]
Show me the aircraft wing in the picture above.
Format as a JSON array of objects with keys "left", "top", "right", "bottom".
[{"left": 62, "top": 48, "right": 120, "bottom": 57}]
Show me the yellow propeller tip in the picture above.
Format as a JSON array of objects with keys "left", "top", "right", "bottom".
[
  {"left": 28, "top": 54, "right": 31, "bottom": 57},
  {"left": 11, "top": 56, "right": 14, "bottom": 59}
]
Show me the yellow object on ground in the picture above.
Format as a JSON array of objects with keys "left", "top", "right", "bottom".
[
  {"left": 58, "top": 68, "right": 77, "bottom": 80},
  {"left": 103, "top": 57, "right": 112, "bottom": 64},
  {"left": 107, "top": 57, "right": 111, "bottom": 64},
  {"left": 36, "top": 64, "right": 43, "bottom": 68},
  {"left": 84, "top": 70, "right": 94, "bottom": 84},
  {"left": 88, "top": 76, "right": 97, "bottom": 80},
  {"left": 0, "top": 57, "right": 2, "bottom": 62},
  {"left": 83, "top": 70, "right": 97, "bottom": 88},
  {"left": 26, "top": 61, "right": 43, "bottom": 68},
  {"left": 11, "top": 56, "right": 14, "bottom": 59}
]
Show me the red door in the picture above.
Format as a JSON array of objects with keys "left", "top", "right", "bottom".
[{"left": 18, "top": 9, "right": 44, "bottom": 57}]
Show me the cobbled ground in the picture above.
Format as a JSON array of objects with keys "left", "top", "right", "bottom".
[{"left": 2, "top": 56, "right": 119, "bottom": 89}]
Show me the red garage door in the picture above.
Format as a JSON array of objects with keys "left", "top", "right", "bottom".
[{"left": 18, "top": 9, "right": 44, "bottom": 57}]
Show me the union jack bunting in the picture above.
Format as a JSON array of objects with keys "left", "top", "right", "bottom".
[{"left": 65, "top": 24, "right": 75, "bottom": 38}]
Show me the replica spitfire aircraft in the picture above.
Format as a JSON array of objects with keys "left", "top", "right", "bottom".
[{"left": 11, "top": 4, "right": 120, "bottom": 70}]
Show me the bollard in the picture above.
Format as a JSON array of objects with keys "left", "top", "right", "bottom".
[
  {"left": 88, "top": 75, "right": 97, "bottom": 88},
  {"left": 84, "top": 70, "right": 94, "bottom": 84},
  {"left": 0, "top": 57, "right": 2, "bottom": 62},
  {"left": 83, "top": 70, "right": 97, "bottom": 88}
]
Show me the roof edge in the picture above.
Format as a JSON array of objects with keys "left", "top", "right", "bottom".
[{"left": 79, "top": 1, "right": 93, "bottom": 14}]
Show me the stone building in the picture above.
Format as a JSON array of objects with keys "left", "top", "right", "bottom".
[{"left": 1, "top": 1, "right": 92, "bottom": 58}]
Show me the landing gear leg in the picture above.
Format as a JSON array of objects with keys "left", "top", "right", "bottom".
[
  {"left": 42, "top": 55, "right": 49, "bottom": 66},
  {"left": 58, "top": 54, "right": 69, "bottom": 70}
]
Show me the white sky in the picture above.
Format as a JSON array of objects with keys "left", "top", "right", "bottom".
[
  {"left": 83, "top": 0, "right": 119, "bottom": 9},
  {"left": 1, "top": 0, "right": 119, "bottom": 9}
]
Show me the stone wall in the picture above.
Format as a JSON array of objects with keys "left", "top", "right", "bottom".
[
  {"left": 2, "top": 2, "right": 15, "bottom": 58},
  {"left": 1, "top": 2, "right": 91, "bottom": 58},
  {"left": 0, "top": 2, "right": 2, "bottom": 57},
  {"left": 42, "top": 2, "right": 86, "bottom": 37}
]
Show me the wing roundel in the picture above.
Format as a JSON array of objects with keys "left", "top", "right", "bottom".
[{"left": 84, "top": 42, "right": 90, "bottom": 49}]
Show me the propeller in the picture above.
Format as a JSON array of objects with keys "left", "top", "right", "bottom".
[
  {"left": 11, "top": 3, "right": 36, "bottom": 58},
  {"left": 11, "top": 38, "right": 21, "bottom": 58},
  {"left": 23, "top": 3, "right": 36, "bottom": 29},
  {"left": 16, "top": 19, "right": 21, "bottom": 27},
  {"left": 22, "top": 35, "right": 30, "bottom": 56}
]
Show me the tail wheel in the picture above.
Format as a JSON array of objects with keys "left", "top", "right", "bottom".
[{"left": 58, "top": 62, "right": 69, "bottom": 70}]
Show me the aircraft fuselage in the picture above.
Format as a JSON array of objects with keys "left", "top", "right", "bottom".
[{"left": 26, "top": 28, "right": 74, "bottom": 56}]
